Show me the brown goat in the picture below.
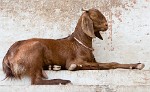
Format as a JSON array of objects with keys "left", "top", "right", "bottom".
[{"left": 2, "top": 8, "right": 145, "bottom": 85}]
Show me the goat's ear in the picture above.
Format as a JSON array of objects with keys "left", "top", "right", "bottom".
[
  {"left": 94, "top": 31, "right": 103, "bottom": 40},
  {"left": 81, "top": 13, "right": 96, "bottom": 38}
]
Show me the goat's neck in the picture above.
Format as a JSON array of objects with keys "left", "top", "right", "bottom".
[{"left": 71, "top": 19, "right": 93, "bottom": 49}]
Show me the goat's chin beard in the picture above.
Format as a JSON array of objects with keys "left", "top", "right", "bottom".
[{"left": 94, "top": 31, "right": 103, "bottom": 40}]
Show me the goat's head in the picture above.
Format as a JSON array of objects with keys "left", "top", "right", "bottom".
[{"left": 81, "top": 8, "right": 108, "bottom": 40}]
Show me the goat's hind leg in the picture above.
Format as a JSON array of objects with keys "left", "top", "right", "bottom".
[{"left": 30, "top": 69, "right": 71, "bottom": 85}]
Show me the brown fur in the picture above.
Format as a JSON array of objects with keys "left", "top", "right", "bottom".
[{"left": 2, "top": 9, "right": 144, "bottom": 85}]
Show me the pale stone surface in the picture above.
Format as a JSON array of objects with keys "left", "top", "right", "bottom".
[{"left": 0, "top": 85, "right": 150, "bottom": 92}]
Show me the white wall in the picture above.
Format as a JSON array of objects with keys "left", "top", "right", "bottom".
[{"left": 0, "top": 0, "right": 150, "bottom": 70}]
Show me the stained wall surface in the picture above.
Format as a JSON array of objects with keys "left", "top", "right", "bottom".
[{"left": 0, "top": 0, "right": 150, "bottom": 70}]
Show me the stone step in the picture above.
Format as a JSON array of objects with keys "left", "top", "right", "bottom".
[
  {"left": 0, "top": 85, "right": 150, "bottom": 92},
  {"left": 0, "top": 70, "right": 150, "bottom": 86}
]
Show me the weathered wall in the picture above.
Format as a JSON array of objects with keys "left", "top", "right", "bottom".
[{"left": 0, "top": 0, "right": 150, "bottom": 70}]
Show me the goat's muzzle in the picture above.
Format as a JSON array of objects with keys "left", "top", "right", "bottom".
[{"left": 100, "top": 23, "right": 108, "bottom": 32}]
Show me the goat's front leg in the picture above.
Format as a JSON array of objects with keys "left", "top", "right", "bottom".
[
  {"left": 68, "top": 62, "right": 145, "bottom": 70},
  {"left": 113, "top": 63, "right": 145, "bottom": 70},
  {"left": 98, "top": 62, "right": 144, "bottom": 70}
]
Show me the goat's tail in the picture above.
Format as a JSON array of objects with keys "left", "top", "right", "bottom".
[{"left": 2, "top": 55, "right": 15, "bottom": 80}]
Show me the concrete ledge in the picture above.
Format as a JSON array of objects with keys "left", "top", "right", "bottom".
[
  {"left": 0, "top": 85, "right": 150, "bottom": 92},
  {"left": 0, "top": 70, "right": 150, "bottom": 86}
]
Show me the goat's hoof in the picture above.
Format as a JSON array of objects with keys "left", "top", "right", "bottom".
[
  {"left": 60, "top": 80, "right": 72, "bottom": 85},
  {"left": 53, "top": 65, "right": 61, "bottom": 71},
  {"left": 59, "top": 81, "right": 72, "bottom": 85},
  {"left": 50, "top": 79, "right": 71, "bottom": 85},
  {"left": 68, "top": 64, "right": 77, "bottom": 71},
  {"left": 136, "top": 63, "right": 145, "bottom": 70}
]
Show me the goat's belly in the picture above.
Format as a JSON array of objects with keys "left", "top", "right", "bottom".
[
  {"left": 44, "top": 59, "right": 66, "bottom": 69},
  {"left": 52, "top": 60, "right": 66, "bottom": 67}
]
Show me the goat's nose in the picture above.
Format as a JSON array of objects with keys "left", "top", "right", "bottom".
[{"left": 105, "top": 23, "right": 108, "bottom": 27}]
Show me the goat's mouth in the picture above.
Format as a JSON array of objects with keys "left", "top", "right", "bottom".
[
  {"left": 95, "top": 28, "right": 107, "bottom": 40},
  {"left": 94, "top": 31, "right": 103, "bottom": 40},
  {"left": 99, "top": 28, "right": 108, "bottom": 32}
]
